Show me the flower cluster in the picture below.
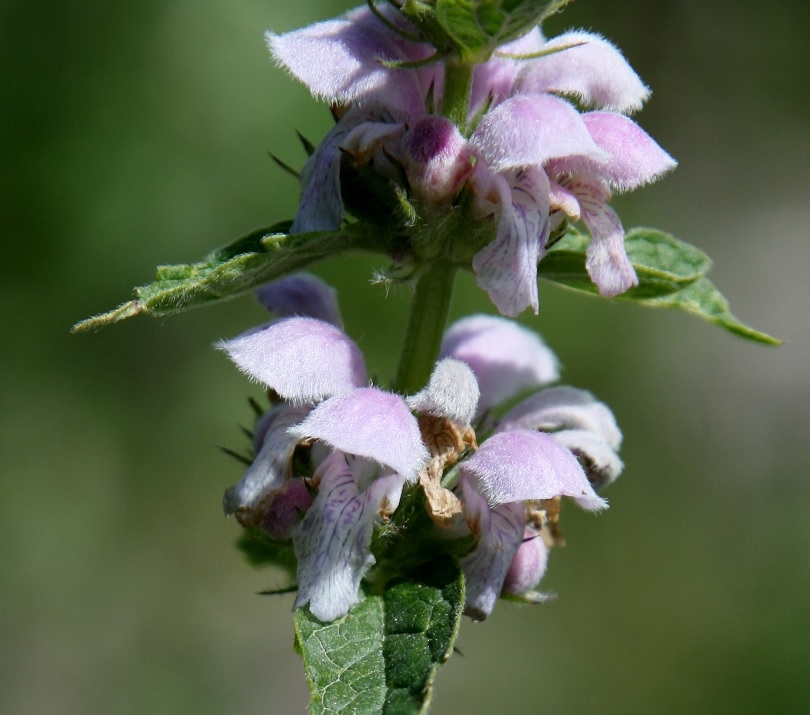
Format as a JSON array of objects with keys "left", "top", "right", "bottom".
[
  {"left": 270, "top": 3, "right": 675, "bottom": 316},
  {"left": 220, "top": 275, "right": 622, "bottom": 621}
]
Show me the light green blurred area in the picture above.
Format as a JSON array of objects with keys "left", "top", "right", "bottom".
[{"left": 2, "top": 1, "right": 809, "bottom": 713}]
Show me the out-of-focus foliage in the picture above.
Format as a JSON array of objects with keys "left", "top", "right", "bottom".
[{"left": 3, "top": 1, "right": 809, "bottom": 713}]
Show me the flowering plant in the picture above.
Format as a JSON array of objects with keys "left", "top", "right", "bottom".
[{"left": 75, "top": 1, "right": 778, "bottom": 712}]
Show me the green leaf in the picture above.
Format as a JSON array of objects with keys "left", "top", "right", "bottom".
[
  {"left": 639, "top": 277, "right": 782, "bottom": 346},
  {"left": 295, "top": 556, "right": 465, "bottom": 715},
  {"left": 429, "top": 0, "right": 569, "bottom": 62},
  {"left": 72, "top": 222, "right": 385, "bottom": 333},
  {"left": 296, "top": 595, "right": 388, "bottom": 715},
  {"left": 540, "top": 226, "right": 712, "bottom": 299},
  {"left": 539, "top": 226, "right": 780, "bottom": 345},
  {"left": 381, "top": 557, "right": 465, "bottom": 714}
]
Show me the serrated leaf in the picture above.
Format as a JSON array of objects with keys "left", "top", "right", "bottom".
[
  {"left": 540, "top": 226, "right": 712, "bottom": 299},
  {"left": 434, "top": 0, "right": 568, "bottom": 61},
  {"left": 72, "top": 222, "right": 384, "bottom": 333},
  {"left": 295, "top": 556, "right": 465, "bottom": 715},
  {"left": 639, "top": 276, "right": 781, "bottom": 346},
  {"left": 538, "top": 226, "right": 779, "bottom": 345}
]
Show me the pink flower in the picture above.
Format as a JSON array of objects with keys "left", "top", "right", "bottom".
[{"left": 268, "top": 7, "right": 676, "bottom": 316}]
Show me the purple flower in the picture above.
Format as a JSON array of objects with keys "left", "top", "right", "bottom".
[
  {"left": 220, "top": 278, "right": 624, "bottom": 621},
  {"left": 289, "top": 388, "right": 428, "bottom": 620},
  {"left": 219, "top": 286, "right": 430, "bottom": 620},
  {"left": 268, "top": 8, "right": 676, "bottom": 316},
  {"left": 459, "top": 429, "right": 606, "bottom": 619},
  {"left": 440, "top": 314, "right": 623, "bottom": 618}
]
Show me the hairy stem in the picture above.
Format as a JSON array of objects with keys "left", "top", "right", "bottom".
[
  {"left": 395, "top": 260, "right": 457, "bottom": 394},
  {"left": 441, "top": 61, "right": 474, "bottom": 135}
]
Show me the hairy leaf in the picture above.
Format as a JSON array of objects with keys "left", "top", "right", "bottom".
[
  {"left": 72, "top": 222, "right": 384, "bottom": 333},
  {"left": 295, "top": 556, "right": 465, "bottom": 715}
]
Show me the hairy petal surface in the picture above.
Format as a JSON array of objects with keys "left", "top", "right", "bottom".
[
  {"left": 518, "top": 31, "right": 650, "bottom": 113},
  {"left": 219, "top": 317, "right": 366, "bottom": 402},
  {"left": 460, "top": 481, "right": 525, "bottom": 620},
  {"left": 256, "top": 273, "right": 343, "bottom": 328},
  {"left": 568, "top": 176, "right": 638, "bottom": 296},
  {"left": 223, "top": 404, "right": 311, "bottom": 526},
  {"left": 293, "top": 453, "right": 406, "bottom": 621},
  {"left": 471, "top": 166, "right": 550, "bottom": 317},
  {"left": 470, "top": 94, "right": 605, "bottom": 172},
  {"left": 497, "top": 386, "right": 622, "bottom": 450},
  {"left": 582, "top": 112, "right": 677, "bottom": 190},
  {"left": 407, "top": 358, "right": 480, "bottom": 427},
  {"left": 401, "top": 116, "right": 473, "bottom": 205},
  {"left": 289, "top": 388, "right": 428, "bottom": 482},
  {"left": 441, "top": 315, "right": 559, "bottom": 413},
  {"left": 461, "top": 429, "right": 607, "bottom": 511},
  {"left": 548, "top": 112, "right": 677, "bottom": 192},
  {"left": 552, "top": 429, "right": 624, "bottom": 490},
  {"left": 470, "top": 27, "right": 545, "bottom": 115},
  {"left": 266, "top": 11, "right": 425, "bottom": 115}
]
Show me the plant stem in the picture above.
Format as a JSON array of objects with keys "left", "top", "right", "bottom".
[
  {"left": 441, "top": 60, "right": 474, "bottom": 135},
  {"left": 395, "top": 260, "right": 457, "bottom": 394}
]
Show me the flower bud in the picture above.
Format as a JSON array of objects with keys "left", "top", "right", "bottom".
[{"left": 402, "top": 116, "right": 472, "bottom": 206}]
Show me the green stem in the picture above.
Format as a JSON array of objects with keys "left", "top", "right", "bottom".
[
  {"left": 395, "top": 260, "right": 457, "bottom": 393},
  {"left": 441, "top": 60, "right": 474, "bottom": 135}
]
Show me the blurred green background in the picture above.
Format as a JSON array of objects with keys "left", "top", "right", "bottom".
[{"left": 3, "top": 1, "right": 809, "bottom": 713}]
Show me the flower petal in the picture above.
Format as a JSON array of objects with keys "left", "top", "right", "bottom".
[
  {"left": 223, "top": 404, "right": 310, "bottom": 526},
  {"left": 441, "top": 315, "right": 559, "bottom": 413},
  {"left": 578, "top": 112, "right": 677, "bottom": 191},
  {"left": 293, "top": 453, "right": 406, "bottom": 621},
  {"left": 470, "top": 94, "right": 605, "bottom": 172},
  {"left": 291, "top": 108, "right": 401, "bottom": 233},
  {"left": 497, "top": 386, "right": 622, "bottom": 449},
  {"left": 407, "top": 358, "right": 480, "bottom": 427},
  {"left": 256, "top": 273, "right": 343, "bottom": 328},
  {"left": 503, "top": 529, "right": 549, "bottom": 595},
  {"left": 551, "top": 429, "right": 624, "bottom": 491},
  {"left": 261, "top": 478, "right": 314, "bottom": 540},
  {"left": 547, "top": 116, "right": 676, "bottom": 195},
  {"left": 218, "top": 317, "right": 367, "bottom": 402},
  {"left": 266, "top": 11, "right": 426, "bottom": 115},
  {"left": 471, "top": 166, "right": 550, "bottom": 316},
  {"left": 460, "top": 481, "right": 525, "bottom": 620},
  {"left": 570, "top": 176, "right": 638, "bottom": 296},
  {"left": 470, "top": 27, "right": 545, "bottom": 114},
  {"left": 289, "top": 387, "right": 428, "bottom": 482},
  {"left": 518, "top": 31, "right": 650, "bottom": 113},
  {"left": 461, "top": 429, "right": 607, "bottom": 511}
]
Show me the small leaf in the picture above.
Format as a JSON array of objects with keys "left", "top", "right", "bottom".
[
  {"left": 540, "top": 226, "right": 712, "bottom": 299},
  {"left": 640, "top": 276, "right": 781, "bottom": 346},
  {"left": 432, "top": 0, "right": 570, "bottom": 62},
  {"left": 295, "top": 557, "right": 465, "bottom": 715},
  {"left": 72, "top": 222, "right": 385, "bottom": 333}
]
